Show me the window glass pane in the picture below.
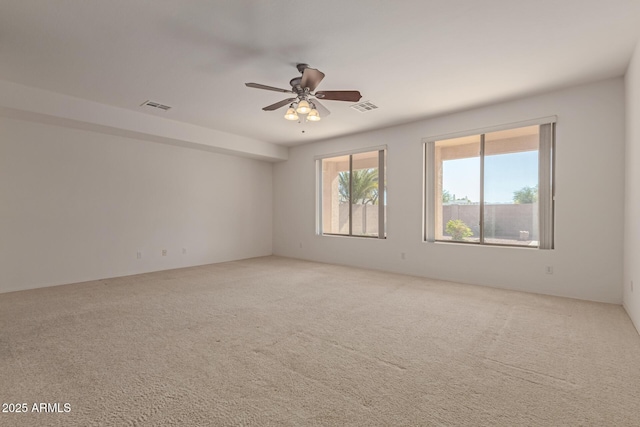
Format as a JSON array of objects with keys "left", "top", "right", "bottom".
[
  {"left": 484, "top": 126, "right": 539, "bottom": 246},
  {"left": 435, "top": 135, "right": 480, "bottom": 242},
  {"left": 321, "top": 155, "right": 350, "bottom": 235},
  {"left": 351, "top": 151, "right": 380, "bottom": 237}
]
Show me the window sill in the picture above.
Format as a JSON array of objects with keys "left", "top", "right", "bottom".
[
  {"left": 320, "top": 233, "right": 386, "bottom": 240},
  {"left": 427, "top": 240, "right": 541, "bottom": 249}
]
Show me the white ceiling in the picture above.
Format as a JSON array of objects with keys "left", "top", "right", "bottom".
[{"left": 1, "top": 0, "right": 639, "bottom": 147}]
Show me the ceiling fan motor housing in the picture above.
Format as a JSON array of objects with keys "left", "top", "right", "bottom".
[{"left": 289, "top": 77, "right": 303, "bottom": 91}]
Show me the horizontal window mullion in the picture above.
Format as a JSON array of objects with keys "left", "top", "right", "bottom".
[
  {"left": 314, "top": 145, "right": 388, "bottom": 161},
  {"left": 422, "top": 116, "right": 557, "bottom": 144}
]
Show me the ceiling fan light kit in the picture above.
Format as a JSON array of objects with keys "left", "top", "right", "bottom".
[
  {"left": 284, "top": 107, "right": 299, "bottom": 121},
  {"left": 306, "top": 109, "right": 321, "bottom": 122},
  {"left": 245, "top": 64, "right": 362, "bottom": 123},
  {"left": 296, "top": 100, "right": 311, "bottom": 114}
]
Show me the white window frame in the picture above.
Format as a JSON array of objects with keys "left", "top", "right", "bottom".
[
  {"left": 423, "top": 117, "right": 556, "bottom": 249},
  {"left": 316, "top": 146, "right": 387, "bottom": 239}
]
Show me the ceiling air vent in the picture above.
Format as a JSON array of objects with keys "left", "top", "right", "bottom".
[
  {"left": 350, "top": 100, "right": 378, "bottom": 113},
  {"left": 140, "top": 100, "right": 172, "bottom": 111}
]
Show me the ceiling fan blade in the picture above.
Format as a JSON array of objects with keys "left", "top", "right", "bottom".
[
  {"left": 262, "top": 98, "right": 296, "bottom": 111},
  {"left": 315, "top": 90, "right": 362, "bottom": 102},
  {"left": 310, "top": 99, "right": 331, "bottom": 117},
  {"left": 245, "top": 82, "right": 292, "bottom": 93},
  {"left": 300, "top": 67, "right": 325, "bottom": 91}
]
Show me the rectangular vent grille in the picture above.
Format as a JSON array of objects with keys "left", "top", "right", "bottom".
[
  {"left": 140, "top": 100, "right": 172, "bottom": 111},
  {"left": 350, "top": 100, "right": 378, "bottom": 113}
]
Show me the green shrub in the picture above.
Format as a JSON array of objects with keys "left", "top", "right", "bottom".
[{"left": 446, "top": 219, "right": 473, "bottom": 241}]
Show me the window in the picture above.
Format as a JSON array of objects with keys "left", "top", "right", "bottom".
[
  {"left": 425, "top": 120, "right": 555, "bottom": 248},
  {"left": 317, "top": 148, "right": 386, "bottom": 238}
]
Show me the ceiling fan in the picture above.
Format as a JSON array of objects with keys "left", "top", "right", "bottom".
[{"left": 245, "top": 63, "right": 362, "bottom": 122}]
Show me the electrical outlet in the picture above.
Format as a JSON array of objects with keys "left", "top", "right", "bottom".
[
  {"left": 136, "top": 251, "right": 142, "bottom": 259},
  {"left": 162, "top": 249, "right": 167, "bottom": 256},
  {"left": 545, "top": 266, "right": 553, "bottom": 275},
  {"left": 631, "top": 280, "right": 634, "bottom": 292},
  {"left": 182, "top": 248, "right": 187, "bottom": 255},
  {"left": 299, "top": 242, "right": 303, "bottom": 249},
  {"left": 401, "top": 252, "right": 406, "bottom": 260}
]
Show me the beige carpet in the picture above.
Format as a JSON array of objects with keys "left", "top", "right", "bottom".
[{"left": 1, "top": 256, "right": 639, "bottom": 426}]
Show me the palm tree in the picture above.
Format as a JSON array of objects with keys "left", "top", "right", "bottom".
[{"left": 338, "top": 168, "right": 379, "bottom": 205}]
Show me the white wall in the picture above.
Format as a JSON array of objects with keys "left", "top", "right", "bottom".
[
  {"left": 274, "top": 78, "right": 626, "bottom": 304},
  {"left": 624, "top": 42, "right": 640, "bottom": 332},
  {"left": 0, "top": 116, "right": 273, "bottom": 293}
]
